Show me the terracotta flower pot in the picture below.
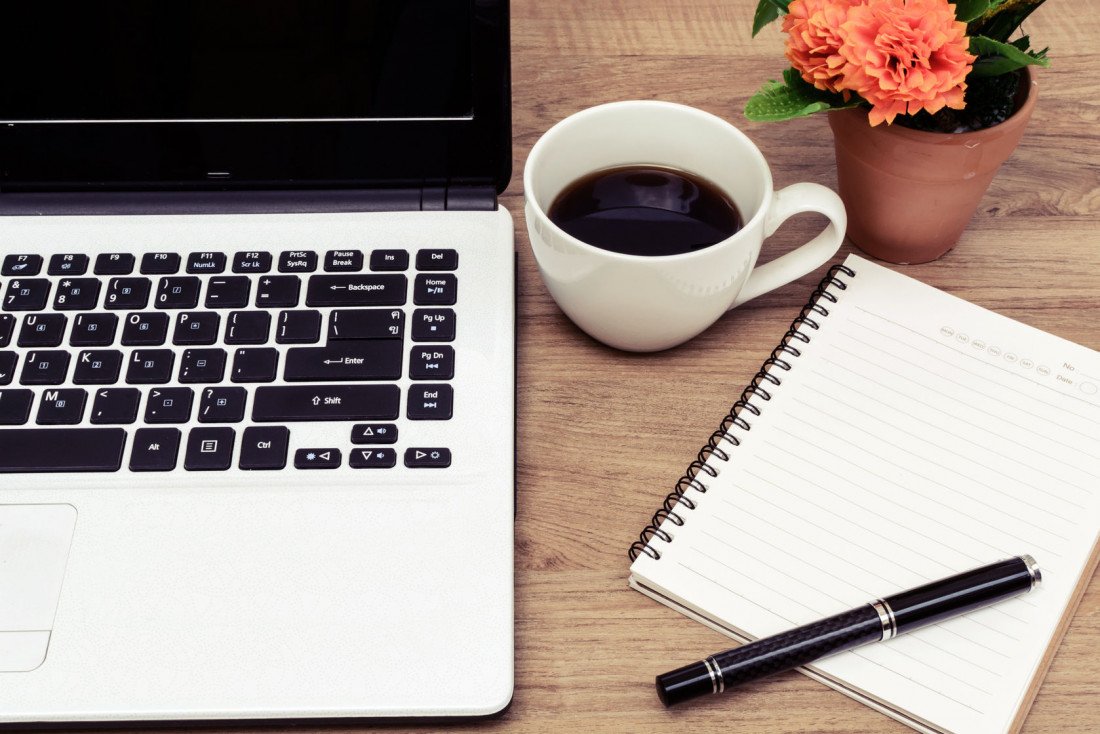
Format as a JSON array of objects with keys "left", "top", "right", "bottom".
[{"left": 828, "top": 68, "right": 1038, "bottom": 264}]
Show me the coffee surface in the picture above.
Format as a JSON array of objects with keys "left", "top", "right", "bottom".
[{"left": 547, "top": 165, "right": 742, "bottom": 256}]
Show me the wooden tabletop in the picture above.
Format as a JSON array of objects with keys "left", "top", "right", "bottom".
[
  {"left": 496, "top": 0, "right": 1100, "bottom": 732},
  {"left": 159, "top": 2, "right": 1095, "bottom": 733}
]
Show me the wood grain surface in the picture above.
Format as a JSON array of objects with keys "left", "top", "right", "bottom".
[{"left": 154, "top": 1, "right": 1100, "bottom": 732}]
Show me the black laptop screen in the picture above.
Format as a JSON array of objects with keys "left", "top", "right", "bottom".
[
  {"left": 0, "top": 1, "right": 472, "bottom": 122},
  {"left": 0, "top": 0, "right": 509, "bottom": 193}
]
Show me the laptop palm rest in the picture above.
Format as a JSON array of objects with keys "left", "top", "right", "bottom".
[{"left": 0, "top": 504, "right": 77, "bottom": 672}]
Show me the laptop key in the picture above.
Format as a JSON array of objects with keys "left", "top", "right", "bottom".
[
  {"left": 0, "top": 315, "right": 14, "bottom": 347},
  {"left": 225, "top": 310, "right": 271, "bottom": 344},
  {"left": 404, "top": 447, "right": 451, "bottom": 468},
  {"left": 184, "top": 427, "right": 236, "bottom": 470},
  {"left": 350, "top": 423, "right": 398, "bottom": 444},
  {"left": 255, "top": 275, "right": 301, "bottom": 308},
  {"left": 18, "top": 314, "right": 67, "bottom": 347},
  {"left": 324, "top": 250, "right": 363, "bottom": 272},
  {"left": 156, "top": 276, "right": 201, "bottom": 309},
  {"left": 233, "top": 251, "right": 273, "bottom": 274},
  {"left": 126, "top": 349, "right": 175, "bottom": 384},
  {"left": 304, "top": 274, "right": 407, "bottom": 307},
  {"left": 89, "top": 388, "right": 141, "bottom": 424},
  {"left": 276, "top": 309, "right": 322, "bottom": 344},
  {"left": 20, "top": 350, "right": 70, "bottom": 385},
  {"left": 36, "top": 388, "right": 88, "bottom": 425},
  {"left": 70, "top": 313, "right": 119, "bottom": 346},
  {"left": 198, "top": 386, "right": 247, "bottom": 423},
  {"left": 105, "top": 277, "right": 152, "bottom": 309},
  {"left": 48, "top": 254, "right": 89, "bottom": 276},
  {"left": 239, "top": 425, "right": 289, "bottom": 469},
  {"left": 252, "top": 385, "right": 400, "bottom": 422},
  {"left": 3, "top": 278, "right": 51, "bottom": 311},
  {"left": 180, "top": 348, "right": 228, "bottom": 384},
  {"left": 283, "top": 341, "right": 402, "bottom": 382},
  {"left": 231, "top": 348, "right": 279, "bottom": 382},
  {"left": 205, "top": 276, "right": 251, "bottom": 308},
  {"left": 413, "top": 273, "right": 457, "bottom": 306},
  {"left": 369, "top": 249, "right": 409, "bottom": 271},
  {"left": 144, "top": 387, "right": 194, "bottom": 423},
  {"left": 53, "top": 278, "right": 101, "bottom": 310},
  {"left": 294, "top": 448, "right": 341, "bottom": 469},
  {"left": 95, "top": 253, "right": 135, "bottom": 275},
  {"left": 2, "top": 254, "right": 43, "bottom": 276},
  {"left": 140, "top": 252, "right": 182, "bottom": 274},
  {"left": 0, "top": 389, "right": 34, "bottom": 424},
  {"left": 349, "top": 447, "right": 397, "bottom": 468},
  {"left": 120, "top": 312, "right": 170, "bottom": 346},
  {"left": 0, "top": 351, "right": 16, "bottom": 385},
  {"left": 411, "top": 308, "right": 456, "bottom": 341},
  {"left": 173, "top": 311, "right": 221, "bottom": 345},
  {"left": 279, "top": 250, "right": 318, "bottom": 273},
  {"left": 130, "top": 427, "right": 182, "bottom": 471},
  {"left": 0, "top": 427, "right": 126, "bottom": 471},
  {"left": 415, "top": 249, "right": 458, "bottom": 271},
  {"left": 73, "top": 349, "right": 124, "bottom": 385},
  {"left": 186, "top": 251, "right": 227, "bottom": 274},
  {"left": 327, "top": 309, "right": 404, "bottom": 340},
  {"left": 406, "top": 384, "right": 453, "bottom": 420}
]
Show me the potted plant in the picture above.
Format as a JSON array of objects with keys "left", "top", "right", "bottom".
[{"left": 746, "top": 0, "right": 1049, "bottom": 263}]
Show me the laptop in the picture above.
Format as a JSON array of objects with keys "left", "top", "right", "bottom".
[{"left": 0, "top": 0, "right": 514, "bottom": 724}]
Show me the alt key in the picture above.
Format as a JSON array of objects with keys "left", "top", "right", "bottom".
[{"left": 294, "top": 447, "right": 341, "bottom": 469}]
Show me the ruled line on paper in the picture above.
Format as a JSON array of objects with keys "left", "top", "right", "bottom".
[
  {"left": 794, "top": 374, "right": 1079, "bottom": 533},
  {"left": 677, "top": 551, "right": 1001, "bottom": 703},
  {"left": 703, "top": 506, "right": 1014, "bottom": 669},
  {"left": 850, "top": 305, "right": 1100, "bottom": 431},
  {"left": 830, "top": 320, "right": 1100, "bottom": 480},
  {"left": 775, "top": 406, "right": 1067, "bottom": 556},
  {"left": 820, "top": 345, "right": 1100, "bottom": 493},
  {"left": 731, "top": 463, "right": 1034, "bottom": 629}
]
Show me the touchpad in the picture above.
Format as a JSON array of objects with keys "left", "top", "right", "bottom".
[{"left": 0, "top": 504, "right": 77, "bottom": 672}]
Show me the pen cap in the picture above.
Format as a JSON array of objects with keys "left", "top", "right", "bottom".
[
  {"left": 886, "top": 555, "right": 1039, "bottom": 635},
  {"left": 656, "top": 660, "right": 718, "bottom": 707}
]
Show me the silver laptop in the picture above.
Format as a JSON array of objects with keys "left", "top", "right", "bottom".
[{"left": 0, "top": 0, "right": 515, "bottom": 724}]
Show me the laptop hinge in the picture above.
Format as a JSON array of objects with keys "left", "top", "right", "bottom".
[
  {"left": 0, "top": 187, "right": 500, "bottom": 216},
  {"left": 438, "top": 185, "right": 498, "bottom": 212}
]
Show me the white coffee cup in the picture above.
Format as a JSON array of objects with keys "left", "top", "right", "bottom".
[{"left": 524, "top": 101, "right": 847, "bottom": 352}]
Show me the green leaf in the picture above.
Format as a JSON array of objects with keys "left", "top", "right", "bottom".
[
  {"left": 953, "top": 0, "right": 990, "bottom": 23},
  {"left": 969, "top": 35, "right": 1050, "bottom": 77},
  {"left": 968, "top": 0, "right": 1047, "bottom": 42},
  {"left": 752, "top": 0, "right": 791, "bottom": 36},
  {"left": 744, "top": 68, "right": 859, "bottom": 121}
]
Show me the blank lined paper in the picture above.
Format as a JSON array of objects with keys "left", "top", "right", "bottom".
[{"left": 630, "top": 254, "right": 1100, "bottom": 734}]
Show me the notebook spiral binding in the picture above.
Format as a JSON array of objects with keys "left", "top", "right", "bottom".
[{"left": 628, "top": 263, "right": 857, "bottom": 562}]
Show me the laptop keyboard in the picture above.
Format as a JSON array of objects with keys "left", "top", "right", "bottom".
[{"left": 0, "top": 247, "right": 458, "bottom": 473}]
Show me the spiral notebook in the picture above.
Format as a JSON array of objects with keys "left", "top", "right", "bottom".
[{"left": 629, "top": 254, "right": 1100, "bottom": 734}]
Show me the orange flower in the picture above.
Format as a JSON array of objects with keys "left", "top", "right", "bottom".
[
  {"left": 783, "top": 0, "right": 860, "bottom": 95},
  {"left": 837, "top": 0, "right": 975, "bottom": 125}
]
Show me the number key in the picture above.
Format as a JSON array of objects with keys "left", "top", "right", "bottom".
[
  {"left": 105, "top": 277, "right": 152, "bottom": 310},
  {"left": 53, "top": 277, "right": 102, "bottom": 310},
  {"left": 3, "top": 279, "right": 51, "bottom": 311}
]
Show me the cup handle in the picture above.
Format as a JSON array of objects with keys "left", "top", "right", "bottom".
[{"left": 729, "top": 182, "right": 847, "bottom": 309}]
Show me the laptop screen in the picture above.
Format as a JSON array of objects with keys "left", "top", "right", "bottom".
[
  {"left": 0, "top": 0, "right": 509, "bottom": 194},
  {"left": 1, "top": 2, "right": 473, "bottom": 122}
]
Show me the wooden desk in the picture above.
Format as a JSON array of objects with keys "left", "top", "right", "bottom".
[{"left": 498, "top": 0, "right": 1100, "bottom": 732}]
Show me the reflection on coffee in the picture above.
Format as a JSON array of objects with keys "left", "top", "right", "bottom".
[{"left": 547, "top": 165, "right": 743, "bottom": 256}]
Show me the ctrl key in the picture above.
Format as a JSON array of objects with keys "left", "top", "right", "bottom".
[{"left": 239, "top": 426, "right": 290, "bottom": 470}]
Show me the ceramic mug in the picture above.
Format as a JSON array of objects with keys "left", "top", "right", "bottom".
[{"left": 524, "top": 101, "right": 847, "bottom": 352}]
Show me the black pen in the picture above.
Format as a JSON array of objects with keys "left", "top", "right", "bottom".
[{"left": 656, "top": 555, "right": 1041, "bottom": 707}]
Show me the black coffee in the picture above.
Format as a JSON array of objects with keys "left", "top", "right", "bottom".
[{"left": 547, "top": 165, "right": 743, "bottom": 256}]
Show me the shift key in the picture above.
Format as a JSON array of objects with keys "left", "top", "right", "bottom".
[
  {"left": 306, "top": 274, "right": 407, "bottom": 307},
  {"left": 252, "top": 385, "right": 400, "bottom": 422}
]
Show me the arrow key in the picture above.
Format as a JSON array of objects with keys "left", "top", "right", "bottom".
[
  {"left": 349, "top": 448, "right": 397, "bottom": 468},
  {"left": 404, "top": 447, "right": 451, "bottom": 468},
  {"left": 294, "top": 448, "right": 341, "bottom": 469},
  {"left": 350, "top": 423, "right": 398, "bottom": 444}
]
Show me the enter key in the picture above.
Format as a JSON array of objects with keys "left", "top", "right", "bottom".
[{"left": 284, "top": 340, "right": 403, "bottom": 381}]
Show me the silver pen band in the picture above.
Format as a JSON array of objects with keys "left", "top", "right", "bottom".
[
  {"left": 871, "top": 599, "right": 898, "bottom": 640},
  {"left": 703, "top": 656, "right": 725, "bottom": 694}
]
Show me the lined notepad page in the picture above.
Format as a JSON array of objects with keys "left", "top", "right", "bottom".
[{"left": 630, "top": 254, "right": 1100, "bottom": 734}]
